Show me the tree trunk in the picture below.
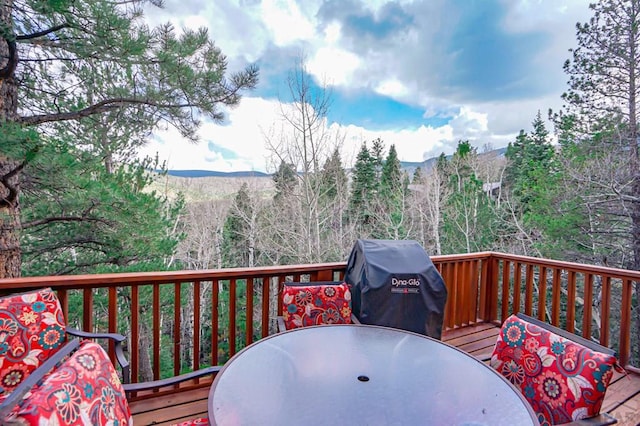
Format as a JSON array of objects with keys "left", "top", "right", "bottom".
[
  {"left": 0, "top": 158, "right": 20, "bottom": 278},
  {"left": 0, "top": 0, "right": 21, "bottom": 278},
  {"left": 138, "top": 321, "right": 154, "bottom": 382},
  {"left": 631, "top": 126, "right": 640, "bottom": 365},
  {"left": 627, "top": 0, "right": 640, "bottom": 366},
  {"left": 631, "top": 154, "right": 640, "bottom": 365},
  {"left": 181, "top": 295, "right": 194, "bottom": 370},
  {"left": 248, "top": 217, "right": 255, "bottom": 268}
]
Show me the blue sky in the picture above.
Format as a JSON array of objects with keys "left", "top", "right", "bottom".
[{"left": 139, "top": 0, "right": 592, "bottom": 172}]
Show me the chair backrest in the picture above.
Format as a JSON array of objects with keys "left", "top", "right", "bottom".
[
  {"left": 491, "top": 313, "right": 620, "bottom": 425},
  {"left": 281, "top": 282, "right": 352, "bottom": 330},
  {"left": 515, "top": 313, "right": 618, "bottom": 357},
  {"left": 0, "top": 288, "right": 67, "bottom": 396}
]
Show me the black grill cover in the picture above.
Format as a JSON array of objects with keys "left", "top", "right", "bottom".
[{"left": 345, "top": 239, "right": 447, "bottom": 339}]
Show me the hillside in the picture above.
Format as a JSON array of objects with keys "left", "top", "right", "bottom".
[
  {"left": 151, "top": 147, "right": 507, "bottom": 202},
  {"left": 162, "top": 147, "right": 507, "bottom": 179},
  {"left": 149, "top": 173, "right": 274, "bottom": 202}
]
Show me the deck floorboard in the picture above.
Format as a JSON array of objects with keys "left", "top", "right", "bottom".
[{"left": 131, "top": 323, "right": 640, "bottom": 425}]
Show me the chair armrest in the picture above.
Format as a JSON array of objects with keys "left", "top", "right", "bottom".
[
  {"left": 477, "top": 352, "right": 492, "bottom": 362},
  {"left": 562, "top": 413, "right": 617, "bottom": 425},
  {"left": 66, "top": 327, "right": 130, "bottom": 384},
  {"left": 277, "top": 316, "right": 286, "bottom": 332},
  {"left": 66, "top": 327, "right": 125, "bottom": 343},
  {"left": 0, "top": 338, "right": 81, "bottom": 420},
  {"left": 122, "top": 365, "right": 220, "bottom": 395}
]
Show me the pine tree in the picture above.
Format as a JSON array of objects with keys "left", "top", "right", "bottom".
[
  {"left": 504, "top": 130, "right": 528, "bottom": 188},
  {"left": 0, "top": 0, "right": 258, "bottom": 277},
  {"left": 412, "top": 167, "right": 423, "bottom": 184},
  {"left": 380, "top": 144, "right": 403, "bottom": 199},
  {"left": 377, "top": 144, "right": 406, "bottom": 238},
  {"left": 317, "top": 147, "right": 351, "bottom": 260},
  {"left": 222, "top": 184, "right": 255, "bottom": 268},
  {"left": 558, "top": 0, "right": 640, "bottom": 270},
  {"left": 273, "top": 160, "right": 297, "bottom": 202},
  {"left": 441, "top": 141, "right": 495, "bottom": 253},
  {"left": 505, "top": 112, "right": 555, "bottom": 212},
  {"left": 371, "top": 138, "right": 385, "bottom": 180},
  {"left": 320, "top": 148, "right": 348, "bottom": 200},
  {"left": 21, "top": 145, "right": 184, "bottom": 275},
  {"left": 349, "top": 143, "right": 376, "bottom": 226}
]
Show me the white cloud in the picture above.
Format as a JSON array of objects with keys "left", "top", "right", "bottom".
[
  {"left": 138, "top": 0, "right": 594, "bottom": 171},
  {"left": 335, "top": 122, "right": 453, "bottom": 167},
  {"left": 448, "top": 107, "right": 489, "bottom": 137},
  {"left": 139, "top": 94, "right": 556, "bottom": 174},
  {"left": 307, "top": 47, "right": 361, "bottom": 86},
  {"left": 323, "top": 22, "right": 342, "bottom": 44},
  {"left": 140, "top": 97, "right": 460, "bottom": 173},
  {"left": 379, "top": 125, "right": 453, "bottom": 162},
  {"left": 181, "top": 15, "right": 209, "bottom": 31},
  {"left": 501, "top": 0, "right": 591, "bottom": 34},
  {"left": 375, "top": 78, "right": 409, "bottom": 98},
  {"left": 140, "top": 97, "right": 284, "bottom": 172},
  {"left": 261, "top": 0, "right": 315, "bottom": 46}
]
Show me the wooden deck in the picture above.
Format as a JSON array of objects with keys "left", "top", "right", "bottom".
[{"left": 130, "top": 323, "right": 640, "bottom": 426}]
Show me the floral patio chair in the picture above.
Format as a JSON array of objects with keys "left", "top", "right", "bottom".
[
  {"left": 0, "top": 287, "right": 128, "bottom": 397},
  {"left": 278, "top": 281, "right": 357, "bottom": 331},
  {"left": 2, "top": 339, "right": 131, "bottom": 425},
  {"left": 490, "top": 313, "right": 622, "bottom": 425},
  {"left": 0, "top": 287, "right": 68, "bottom": 399},
  {"left": 0, "top": 287, "right": 132, "bottom": 424},
  {"left": 0, "top": 287, "right": 221, "bottom": 425},
  {"left": 172, "top": 418, "right": 209, "bottom": 425}
]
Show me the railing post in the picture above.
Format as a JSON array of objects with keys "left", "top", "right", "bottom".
[
  {"left": 620, "top": 279, "right": 632, "bottom": 367},
  {"left": 479, "top": 254, "right": 498, "bottom": 323},
  {"left": 316, "top": 269, "right": 333, "bottom": 281},
  {"left": 538, "top": 267, "right": 548, "bottom": 322},
  {"left": 108, "top": 287, "right": 117, "bottom": 364},
  {"left": 478, "top": 256, "right": 489, "bottom": 322},
  {"left": 83, "top": 289, "right": 93, "bottom": 331}
]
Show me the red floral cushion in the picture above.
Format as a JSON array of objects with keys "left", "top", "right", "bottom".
[
  {"left": 282, "top": 282, "right": 352, "bottom": 330},
  {"left": 490, "top": 314, "right": 618, "bottom": 425},
  {"left": 7, "top": 340, "right": 131, "bottom": 425},
  {"left": 0, "top": 288, "right": 67, "bottom": 395},
  {"left": 173, "top": 418, "right": 209, "bottom": 425}
]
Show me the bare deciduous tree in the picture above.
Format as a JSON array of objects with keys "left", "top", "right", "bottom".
[{"left": 263, "top": 57, "right": 351, "bottom": 264}]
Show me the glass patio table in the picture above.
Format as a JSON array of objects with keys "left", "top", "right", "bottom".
[{"left": 207, "top": 324, "right": 539, "bottom": 426}]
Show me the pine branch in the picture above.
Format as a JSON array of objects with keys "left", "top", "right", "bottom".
[
  {"left": 18, "top": 97, "right": 196, "bottom": 126},
  {"left": 16, "top": 24, "right": 69, "bottom": 41},
  {"left": 0, "top": 157, "right": 28, "bottom": 208},
  {"left": 20, "top": 216, "right": 112, "bottom": 229}
]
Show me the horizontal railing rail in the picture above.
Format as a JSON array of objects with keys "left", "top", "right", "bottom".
[{"left": 0, "top": 251, "right": 636, "bottom": 401}]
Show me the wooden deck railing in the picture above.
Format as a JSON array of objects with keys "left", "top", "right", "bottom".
[
  {"left": 485, "top": 253, "right": 640, "bottom": 370},
  {"left": 0, "top": 252, "right": 637, "bottom": 400},
  {"left": 436, "top": 252, "right": 639, "bottom": 369}
]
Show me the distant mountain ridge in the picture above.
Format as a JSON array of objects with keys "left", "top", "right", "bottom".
[
  {"left": 162, "top": 170, "right": 270, "bottom": 178},
  {"left": 163, "top": 147, "right": 507, "bottom": 178}
]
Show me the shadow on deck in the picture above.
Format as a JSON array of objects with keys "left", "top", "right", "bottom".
[{"left": 130, "top": 323, "right": 640, "bottom": 425}]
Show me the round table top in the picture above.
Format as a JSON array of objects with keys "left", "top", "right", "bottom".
[{"left": 208, "top": 324, "right": 539, "bottom": 426}]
